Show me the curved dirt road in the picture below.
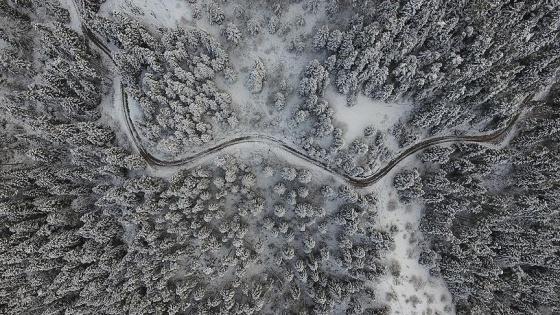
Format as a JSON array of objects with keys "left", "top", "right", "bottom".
[
  {"left": 78, "top": 14, "right": 527, "bottom": 188},
  {"left": 122, "top": 83, "right": 522, "bottom": 187}
]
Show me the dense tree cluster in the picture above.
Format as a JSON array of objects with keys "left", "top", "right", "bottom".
[
  {"left": 0, "top": 2, "right": 397, "bottom": 312},
  {"left": 413, "top": 89, "right": 560, "bottom": 314},
  {"left": 346, "top": 127, "right": 392, "bottom": 176},
  {"left": 0, "top": 2, "right": 146, "bottom": 314},
  {"left": 86, "top": 12, "right": 238, "bottom": 156},
  {"left": 318, "top": 1, "right": 560, "bottom": 135},
  {"left": 393, "top": 168, "right": 423, "bottom": 203},
  {"left": 3, "top": 0, "right": 560, "bottom": 314},
  {"left": 95, "top": 155, "right": 394, "bottom": 314}
]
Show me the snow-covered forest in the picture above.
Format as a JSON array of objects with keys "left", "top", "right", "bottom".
[{"left": 1, "top": 0, "right": 559, "bottom": 314}]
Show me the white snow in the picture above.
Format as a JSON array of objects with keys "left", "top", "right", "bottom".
[
  {"left": 209, "top": 1, "right": 331, "bottom": 139},
  {"left": 0, "top": 39, "right": 10, "bottom": 50},
  {"left": 532, "top": 83, "right": 554, "bottom": 101},
  {"left": 59, "top": 0, "right": 83, "bottom": 32},
  {"left": 96, "top": 77, "right": 141, "bottom": 154},
  {"left": 371, "top": 181, "right": 454, "bottom": 315},
  {"left": 325, "top": 86, "right": 414, "bottom": 144},
  {"left": 126, "top": 96, "right": 144, "bottom": 122}
]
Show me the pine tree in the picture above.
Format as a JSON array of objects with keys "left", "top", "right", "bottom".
[
  {"left": 246, "top": 58, "right": 266, "bottom": 94},
  {"left": 225, "top": 23, "right": 242, "bottom": 45}
]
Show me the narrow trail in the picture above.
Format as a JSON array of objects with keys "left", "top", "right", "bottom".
[{"left": 75, "top": 6, "right": 529, "bottom": 188}]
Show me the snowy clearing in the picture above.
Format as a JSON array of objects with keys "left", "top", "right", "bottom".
[{"left": 325, "top": 86, "right": 414, "bottom": 144}]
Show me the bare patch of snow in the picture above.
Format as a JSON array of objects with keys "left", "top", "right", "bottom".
[
  {"left": 96, "top": 77, "right": 138, "bottom": 153},
  {"left": 325, "top": 86, "right": 414, "bottom": 144},
  {"left": 59, "top": 0, "right": 82, "bottom": 32},
  {"left": 370, "top": 181, "right": 454, "bottom": 315},
  {"left": 0, "top": 39, "right": 9, "bottom": 50}
]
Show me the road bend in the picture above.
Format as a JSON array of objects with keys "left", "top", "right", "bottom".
[{"left": 74, "top": 5, "right": 529, "bottom": 188}]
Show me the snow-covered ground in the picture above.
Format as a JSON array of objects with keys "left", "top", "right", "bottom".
[
  {"left": 59, "top": 0, "right": 82, "bottom": 31},
  {"left": 0, "top": 38, "right": 10, "bottom": 50},
  {"left": 97, "top": 78, "right": 141, "bottom": 155},
  {"left": 326, "top": 87, "right": 414, "bottom": 145},
  {"left": 367, "top": 172, "right": 453, "bottom": 315}
]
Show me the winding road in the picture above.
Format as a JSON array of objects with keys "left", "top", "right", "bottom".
[{"left": 76, "top": 7, "right": 528, "bottom": 188}]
